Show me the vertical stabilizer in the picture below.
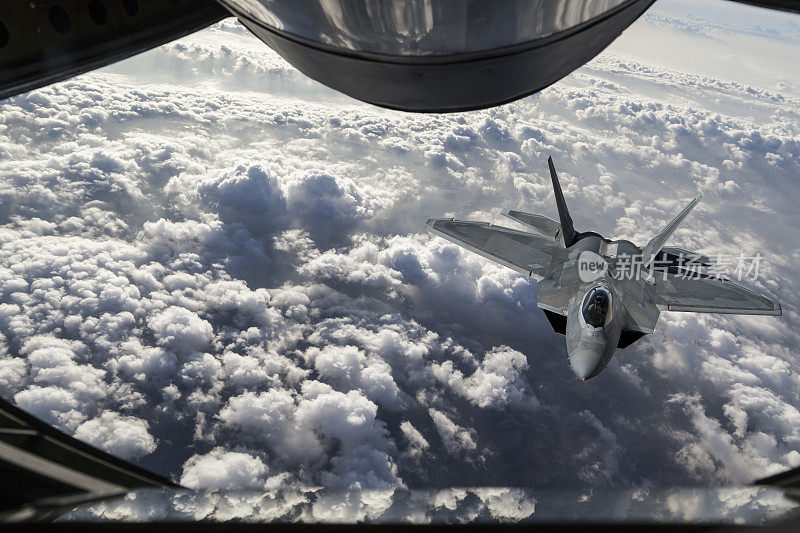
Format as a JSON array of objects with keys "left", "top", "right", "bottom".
[
  {"left": 548, "top": 156, "right": 577, "bottom": 247},
  {"left": 641, "top": 195, "right": 702, "bottom": 268}
]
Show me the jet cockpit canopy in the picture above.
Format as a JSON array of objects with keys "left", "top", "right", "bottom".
[{"left": 582, "top": 286, "right": 612, "bottom": 328}]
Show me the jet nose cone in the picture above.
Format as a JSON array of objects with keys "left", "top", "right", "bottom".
[{"left": 569, "top": 349, "right": 604, "bottom": 381}]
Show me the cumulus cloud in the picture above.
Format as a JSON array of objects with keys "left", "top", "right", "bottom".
[
  {"left": 59, "top": 485, "right": 799, "bottom": 525},
  {"left": 431, "top": 347, "right": 538, "bottom": 410},
  {"left": 428, "top": 408, "right": 477, "bottom": 456},
  {"left": 149, "top": 307, "right": 213, "bottom": 354},
  {"left": 180, "top": 447, "right": 269, "bottom": 490},
  {"left": 400, "top": 421, "right": 429, "bottom": 460},
  {"left": 0, "top": 7, "right": 799, "bottom": 493},
  {"left": 74, "top": 411, "right": 157, "bottom": 460}
]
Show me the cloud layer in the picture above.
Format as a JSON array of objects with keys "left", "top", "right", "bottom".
[{"left": 0, "top": 8, "right": 799, "bottom": 491}]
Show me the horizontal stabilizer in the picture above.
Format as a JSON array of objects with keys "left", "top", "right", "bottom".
[{"left": 502, "top": 210, "right": 561, "bottom": 239}]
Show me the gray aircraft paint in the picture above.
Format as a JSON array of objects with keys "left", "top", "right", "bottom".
[{"left": 426, "top": 157, "right": 781, "bottom": 381}]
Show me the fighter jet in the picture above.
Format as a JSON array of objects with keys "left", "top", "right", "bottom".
[{"left": 426, "top": 157, "right": 781, "bottom": 381}]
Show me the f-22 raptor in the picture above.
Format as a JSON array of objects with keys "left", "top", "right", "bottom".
[{"left": 426, "top": 157, "right": 781, "bottom": 381}]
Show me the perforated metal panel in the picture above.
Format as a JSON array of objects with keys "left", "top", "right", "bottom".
[{"left": 0, "top": 0, "right": 227, "bottom": 100}]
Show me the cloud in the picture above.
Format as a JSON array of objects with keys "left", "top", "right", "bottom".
[
  {"left": 59, "top": 485, "right": 799, "bottom": 525},
  {"left": 180, "top": 447, "right": 269, "bottom": 490},
  {"left": 0, "top": 12, "right": 799, "bottom": 492},
  {"left": 399, "top": 421, "right": 429, "bottom": 460},
  {"left": 428, "top": 408, "right": 477, "bottom": 456},
  {"left": 74, "top": 411, "right": 157, "bottom": 460},
  {"left": 149, "top": 307, "right": 214, "bottom": 354},
  {"left": 215, "top": 382, "right": 400, "bottom": 489},
  {"left": 431, "top": 347, "right": 538, "bottom": 410}
]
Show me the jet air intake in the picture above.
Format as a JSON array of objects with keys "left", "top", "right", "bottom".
[{"left": 217, "top": 0, "right": 656, "bottom": 112}]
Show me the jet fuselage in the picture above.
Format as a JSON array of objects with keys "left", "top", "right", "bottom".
[
  {"left": 561, "top": 235, "right": 628, "bottom": 380},
  {"left": 426, "top": 156, "right": 781, "bottom": 381}
]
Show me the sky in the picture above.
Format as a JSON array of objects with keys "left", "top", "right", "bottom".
[{"left": 0, "top": 0, "right": 799, "bottom": 493}]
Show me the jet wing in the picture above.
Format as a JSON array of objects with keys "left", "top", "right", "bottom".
[
  {"left": 426, "top": 218, "right": 561, "bottom": 280},
  {"left": 655, "top": 276, "right": 781, "bottom": 315}
]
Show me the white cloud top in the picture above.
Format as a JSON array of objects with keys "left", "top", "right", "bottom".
[{"left": 0, "top": 8, "right": 799, "bottom": 490}]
